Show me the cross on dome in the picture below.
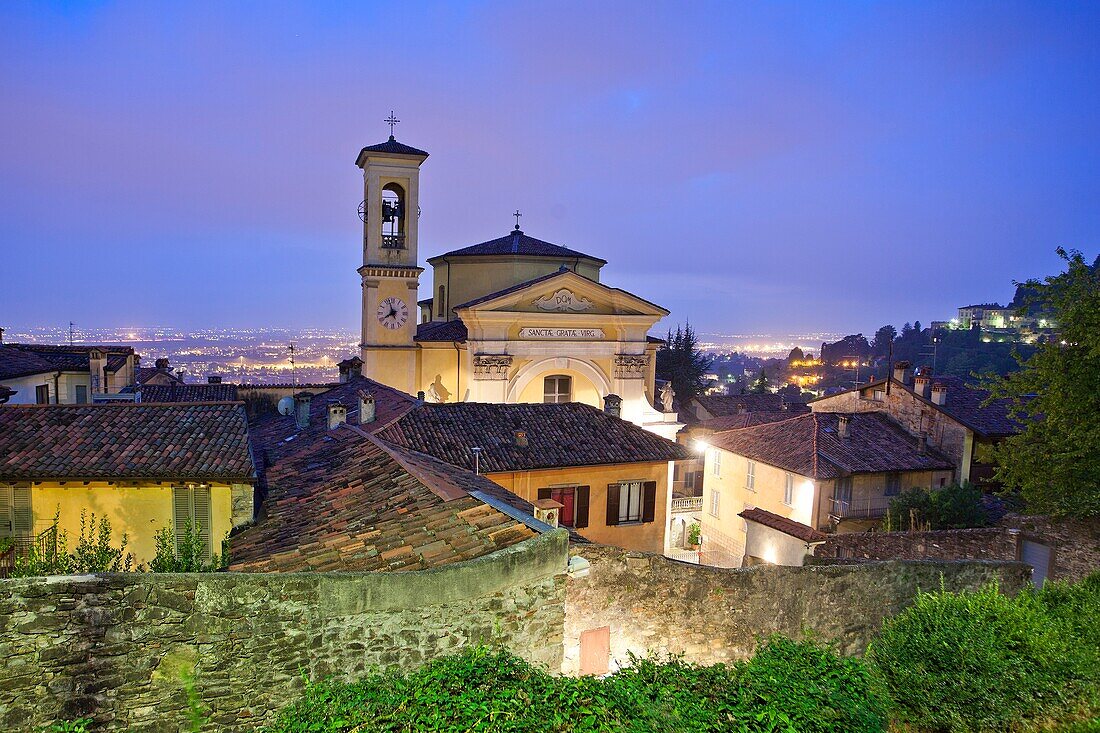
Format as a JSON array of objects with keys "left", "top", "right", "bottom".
[
  {"left": 385, "top": 111, "right": 400, "bottom": 138},
  {"left": 513, "top": 210, "right": 522, "bottom": 230}
]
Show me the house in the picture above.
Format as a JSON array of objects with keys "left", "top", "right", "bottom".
[
  {"left": 679, "top": 393, "right": 808, "bottom": 425},
  {"left": 698, "top": 412, "right": 955, "bottom": 567},
  {"left": 0, "top": 402, "right": 256, "bottom": 566},
  {"left": 349, "top": 133, "right": 681, "bottom": 440},
  {"left": 809, "top": 362, "right": 1022, "bottom": 486},
  {"left": 376, "top": 399, "right": 692, "bottom": 555},
  {"left": 738, "top": 507, "right": 827, "bottom": 567},
  {"left": 0, "top": 342, "right": 137, "bottom": 404},
  {"left": 232, "top": 379, "right": 557, "bottom": 572},
  {"left": 134, "top": 357, "right": 185, "bottom": 387}
]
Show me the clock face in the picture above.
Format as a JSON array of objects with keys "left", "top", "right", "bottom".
[{"left": 376, "top": 296, "right": 409, "bottom": 330}]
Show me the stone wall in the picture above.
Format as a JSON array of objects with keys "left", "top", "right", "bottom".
[
  {"left": 814, "top": 515, "right": 1100, "bottom": 583},
  {"left": 563, "top": 544, "right": 1029, "bottom": 673},
  {"left": 0, "top": 530, "right": 568, "bottom": 732}
]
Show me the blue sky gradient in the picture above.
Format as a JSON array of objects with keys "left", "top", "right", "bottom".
[{"left": 1, "top": 1, "right": 1097, "bottom": 335}]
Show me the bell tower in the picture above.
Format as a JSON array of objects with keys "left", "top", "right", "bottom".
[{"left": 356, "top": 113, "right": 429, "bottom": 394}]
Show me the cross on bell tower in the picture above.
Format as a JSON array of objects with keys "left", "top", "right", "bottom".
[{"left": 385, "top": 111, "right": 400, "bottom": 139}]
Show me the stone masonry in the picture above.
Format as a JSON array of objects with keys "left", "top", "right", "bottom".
[
  {"left": 0, "top": 530, "right": 568, "bottom": 732},
  {"left": 563, "top": 544, "right": 1029, "bottom": 673}
]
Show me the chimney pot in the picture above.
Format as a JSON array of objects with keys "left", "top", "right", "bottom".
[
  {"left": 0, "top": 326, "right": 5, "bottom": 344},
  {"left": 338, "top": 356, "right": 363, "bottom": 383},
  {"left": 327, "top": 400, "right": 347, "bottom": 430},
  {"left": 892, "top": 361, "right": 911, "bottom": 385},
  {"left": 293, "top": 391, "right": 313, "bottom": 430},
  {"left": 603, "top": 393, "right": 622, "bottom": 417},
  {"left": 532, "top": 498, "right": 564, "bottom": 528},
  {"left": 913, "top": 374, "right": 932, "bottom": 399},
  {"left": 837, "top": 415, "right": 850, "bottom": 439},
  {"left": 358, "top": 390, "right": 376, "bottom": 424},
  {"left": 514, "top": 430, "right": 528, "bottom": 447},
  {"left": 155, "top": 358, "right": 170, "bottom": 372},
  {"left": 207, "top": 375, "right": 222, "bottom": 384},
  {"left": 931, "top": 383, "right": 947, "bottom": 406}
]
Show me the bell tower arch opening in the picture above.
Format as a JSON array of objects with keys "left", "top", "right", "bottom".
[{"left": 381, "top": 182, "right": 407, "bottom": 250}]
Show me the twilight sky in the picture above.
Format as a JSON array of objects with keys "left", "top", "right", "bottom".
[{"left": 1, "top": 1, "right": 1097, "bottom": 337}]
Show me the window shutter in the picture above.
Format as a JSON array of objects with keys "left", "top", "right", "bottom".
[
  {"left": 193, "top": 486, "right": 212, "bottom": 561},
  {"left": 575, "top": 486, "right": 590, "bottom": 528},
  {"left": 12, "top": 486, "right": 32, "bottom": 535},
  {"left": 537, "top": 488, "right": 552, "bottom": 500},
  {"left": 605, "top": 484, "right": 620, "bottom": 526},
  {"left": 172, "top": 487, "right": 190, "bottom": 555},
  {"left": 641, "top": 481, "right": 657, "bottom": 523},
  {"left": 0, "top": 485, "right": 13, "bottom": 537}
]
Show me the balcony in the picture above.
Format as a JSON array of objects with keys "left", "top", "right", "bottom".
[
  {"left": 829, "top": 494, "right": 893, "bottom": 520},
  {"left": 671, "top": 496, "right": 703, "bottom": 513},
  {"left": 381, "top": 234, "right": 406, "bottom": 250}
]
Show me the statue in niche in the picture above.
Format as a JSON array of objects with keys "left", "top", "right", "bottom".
[{"left": 660, "top": 382, "right": 675, "bottom": 412}]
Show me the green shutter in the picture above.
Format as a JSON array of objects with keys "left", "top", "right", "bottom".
[
  {"left": 12, "top": 486, "right": 32, "bottom": 536},
  {"left": 193, "top": 486, "right": 212, "bottom": 561},
  {"left": 172, "top": 486, "right": 190, "bottom": 555},
  {"left": 0, "top": 485, "right": 12, "bottom": 538}
]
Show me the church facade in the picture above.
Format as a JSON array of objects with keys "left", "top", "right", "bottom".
[{"left": 356, "top": 133, "right": 680, "bottom": 438}]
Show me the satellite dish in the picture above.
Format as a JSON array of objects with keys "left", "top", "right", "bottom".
[{"left": 277, "top": 396, "right": 295, "bottom": 416}]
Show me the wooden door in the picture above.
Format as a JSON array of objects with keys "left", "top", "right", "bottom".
[{"left": 579, "top": 626, "right": 610, "bottom": 676}]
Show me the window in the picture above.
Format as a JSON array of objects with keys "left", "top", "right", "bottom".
[
  {"left": 74, "top": 385, "right": 88, "bottom": 404},
  {"left": 784, "top": 472, "right": 794, "bottom": 506},
  {"left": 35, "top": 384, "right": 50, "bottom": 404},
  {"left": 712, "top": 449, "right": 722, "bottom": 477},
  {"left": 746, "top": 461, "right": 756, "bottom": 491},
  {"left": 835, "top": 476, "right": 853, "bottom": 506},
  {"left": 885, "top": 472, "right": 901, "bottom": 496},
  {"left": 0, "top": 484, "right": 32, "bottom": 539},
  {"left": 437, "top": 286, "right": 445, "bottom": 318},
  {"left": 709, "top": 489, "right": 721, "bottom": 517},
  {"left": 543, "top": 375, "right": 572, "bottom": 404},
  {"left": 536, "top": 486, "right": 590, "bottom": 528},
  {"left": 172, "top": 485, "right": 213, "bottom": 561},
  {"left": 606, "top": 481, "right": 656, "bottom": 526}
]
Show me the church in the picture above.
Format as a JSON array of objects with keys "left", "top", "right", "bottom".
[{"left": 355, "top": 128, "right": 681, "bottom": 439}]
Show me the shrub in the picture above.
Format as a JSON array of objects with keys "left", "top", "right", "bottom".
[
  {"left": 13, "top": 509, "right": 133, "bottom": 577},
  {"left": 267, "top": 638, "right": 888, "bottom": 733},
  {"left": 882, "top": 482, "right": 988, "bottom": 531},
  {"left": 149, "top": 519, "right": 227, "bottom": 573},
  {"left": 868, "top": 581, "right": 1097, "bottom": 731}
]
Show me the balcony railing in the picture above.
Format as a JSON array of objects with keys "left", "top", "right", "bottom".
[
  {"left": 0, "top": 525, "right": 58, "bottom": 578},
  {"left": 829, "top": 495, "right": 893, "bottom": 520},
  {"left": 671, "top": 496, "right": 703, "bottom": 513},
  {"left": 381, "top": 234, "right": 406, "bottom": 249}
]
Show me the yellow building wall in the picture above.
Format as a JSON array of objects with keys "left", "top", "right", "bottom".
[
  {"left": 699, "top": 447, "right": 818, "bottom": 567},
  {"left": 430, "top": 256, "right": 603, "bottom": 322},
  {"left": 28, "top": 482, "right": 238, "bottom": 567},
  {"left": 815, "top": 469, "right": 955, "bottom": 532},
  {"left": 486, "top": 461, "right": 669, "bottom": 553},
  {"left": 514, "top": 364, "right": 603, "bottom": 408},
  {"left": 418, "top": 344, "right": 464, "bottom": 403}
]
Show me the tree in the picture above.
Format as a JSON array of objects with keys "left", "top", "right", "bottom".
[
  {"left": 900, "top": 322, "right": 914, "bottom": 339},
  {"left": 749, "top": 367, "right": 771, "bottom": 394},
  {"left": 871, "top": 325, "right": 897, "bottom": 356},
  {"left": 985, "top": 249, "right": 1100, "bottom": 517},
  {"left": 787, "top": 347, "right": 805, "bottom": 363},
  {"left": 655, "top": 323, "right": 713, "bottom": 404}
]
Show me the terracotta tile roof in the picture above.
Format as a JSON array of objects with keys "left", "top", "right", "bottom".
[
  {"left": 0, "top": 345, "right": 56, "bottom": 380},
  {"left": 415, "top": 319, "right": 468, "bottom": 343},
  {"left": 0, "top": 403, "right": 255, "bottom": 482},
  {"left": 432, "top": 228, "right": 605, "bottom": 264},
  {"left": 707, "top": 412, "right": 954, "bottom": 480},
  {"left": 697, "top": 411, "right": 803, "bottom": 432},
  {"left": 739, "top": 507, "right": 826, "bottom": 543},
  {"left": 0, "top": 344, "right": 134, "bottom": 378},
  {"left": 355, "top": 136, "right": 429, "bottom": 162},
  {"left": 377, "top": 402, "right": 691, "bottom": 473},
  {"left": 813, "top": 376, "right": 1023, "bottom": 438},
  {"left": 139, "top": 384, "right": 240, "bottom": 402},
  {"left": 229, "top": 425, "right": 540, "bottom": 573},
  {"left": 135, "top": 366, "right": 183, "bottom": 385}
]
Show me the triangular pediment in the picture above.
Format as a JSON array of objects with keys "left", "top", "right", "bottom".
[{"left": 454, "top": 270, "right": 668, "bottom": 318}]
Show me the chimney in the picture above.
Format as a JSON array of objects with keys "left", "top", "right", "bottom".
[
  {"left": 931, "top": 382, "right": 947, "bottom": 406},
  {"left": 0, "top": 326, "right": 4, "bottom": 344},
  {"left": 417, "top": 390, "right": 425, "bottom": 402},
  {"left": 89, "top": 349, "right": 107, "bottom": 394},
  {"left": 337, "top": 356, "right": 363, "bottom": 383},
  {"left": 532, "top": 498, "right": 563, "bottom": 528},
  {"left": 892, "top": 361, "right": 911, "bottom": 385},
  {"left": 327, "top": 400, "right": 347, "bottom": 430},
  {"left": 603, "top": 393, "right": 622, "bottom": 418},
  {"left": 514, "top": 430, "right": 528, "bottom": 447},
  {"left": 155, "top": 358, "right": 170, "bottom": 373},
  {"left": 293, "top": 391, "right": 313, "bottom": 430},
  {"left": 917, "top": 433, "right": 928, "bottom": 454},
  {"left": 358, "top": 390, "right": 376, "bottom": 424},
  {"left": 913, "top": 373, "right": 932, "bottom": 399},
  {"left": 837, "top": 415, "right": 850, "bottom": 439},
  {"left": 207, "top": 375, "right": 222, "bottom": 384}
]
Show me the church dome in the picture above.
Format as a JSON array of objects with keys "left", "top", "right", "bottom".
[{"left": 430, "top": 228, "right": 606, "bottom": 265}]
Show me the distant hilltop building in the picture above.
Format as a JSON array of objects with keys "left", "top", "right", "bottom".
[{"left": 354, "top": 129, "right": 680, "bottom": 439}]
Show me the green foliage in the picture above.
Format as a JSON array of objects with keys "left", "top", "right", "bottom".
[
  {"left": 267, "top": 637, "right": 888, "bottom": 733},
  {"left": 687, "top": 522, "right": 701, "bottom": 546},
  {"left": 149, "top": 518, "right": 226, "bottom": 572},
  {"left": 984, "top": 248, "right": 1100, "bottom": 517},
  {"left": 881, "top": 483, "right": 989, "bottom": 531},
  {"left": 40, "top": 720, "right": 91, "bottom": 732},
  {"left": 13, "top": 508, "right": 134, "bottom": 577},
  {"left": 748, "top": 367, "right": 771, "bottom": 394},
  {"left": 868, "top": 579, "right": 1100, "bottom": 732},
  {"left": 655, "top": 323, "right": 713, "bottom": 404}
]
